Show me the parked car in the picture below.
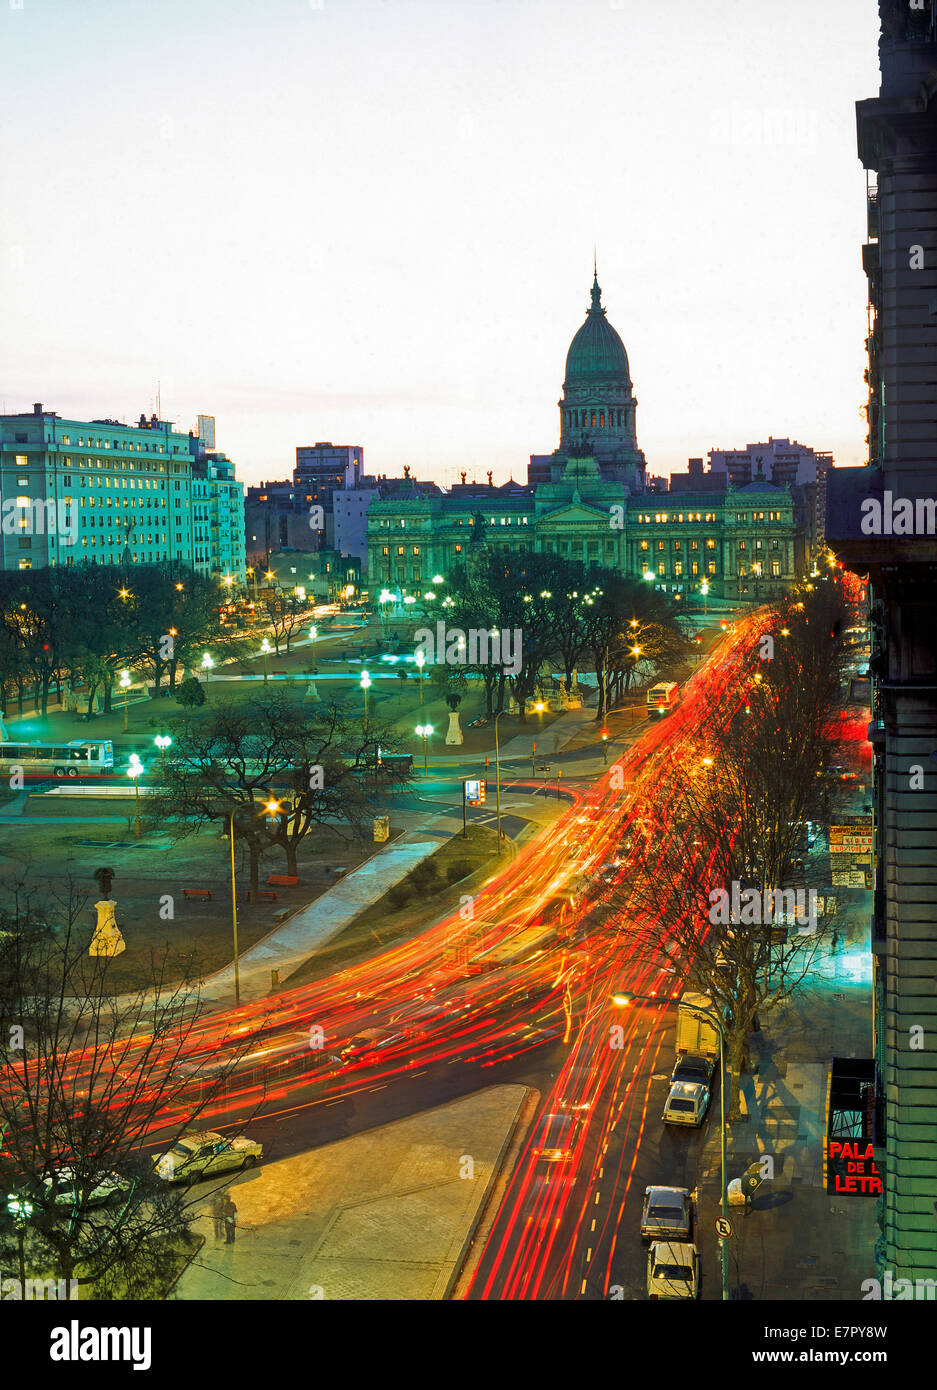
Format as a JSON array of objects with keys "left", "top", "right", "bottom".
[
  {"left": 647, "top": 1241, "right": 700, "bottom": 1299},
  {"left": 670, "top": 1053, "right": 715, "bottom": 1087},
  {"left": 41, "top": 1167, "right": 131, "bottom": 1209},
  {"left": 640, "top": 1186, "right": 693, "bottom": 1243},
  {"left": 662, "top": 1080, "right": 711, "bottom": 1127},
  {"left": 154, "top": 1130, "right": 262, "bottom": 1184}
]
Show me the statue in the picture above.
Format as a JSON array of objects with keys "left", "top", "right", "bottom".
[
  {"left": 90, "top": 867, "right": 125, "bottom": 956},
  {"left": 89, "top": 900, "right": 126, "bottom": 957}
]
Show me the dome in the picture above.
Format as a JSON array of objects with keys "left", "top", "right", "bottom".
[{"left": 563, "top": 276, "right": 631, "bottom": 387}]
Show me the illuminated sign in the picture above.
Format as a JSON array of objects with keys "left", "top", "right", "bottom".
[
  {"left": 827, "top": 1141, "right": 882, "bottom": 1196},
  {"left": 464, "top": 779, "right": 486, "bottom": 806}
]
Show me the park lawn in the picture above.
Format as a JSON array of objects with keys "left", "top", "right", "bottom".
[
  {"left": 286, "top": 822, "right": 501, "bottom": 987},
  {"left": 0, "top": 810, "right": 400, "bottom": 992}
]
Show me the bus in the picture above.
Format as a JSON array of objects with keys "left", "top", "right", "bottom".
[
  {"left": 646, "top": 682, "right": 680, "bottom": 716},
  {"left": 0, "top": 740, "right": 114, "bottom": 779}
]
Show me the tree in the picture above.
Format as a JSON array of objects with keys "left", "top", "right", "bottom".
[
  {"left": 152, "top": 694, "right": 406, "bottom": 896},
  {"left": 0, "top": 892, "right": 254, "bottom": 1296},
  {"left": 264, "top": 593, "right": 313, "bottom": 654},
  {"left": 601, "top": 588, "right": 844, "bottom": 1116},
  {"left": 175, "top": 676, "right": 205, "bottom": 709}
]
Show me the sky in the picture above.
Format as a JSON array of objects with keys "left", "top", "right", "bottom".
[{"left": 0, "top": 0, "right": 882, "bottom": 488}]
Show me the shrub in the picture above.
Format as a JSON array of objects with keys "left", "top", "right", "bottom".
[{"left": 176, "top": 676, "right": 205, "bottom": 708}]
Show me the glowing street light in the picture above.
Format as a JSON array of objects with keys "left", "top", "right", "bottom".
[
  {"left": 360, "top": 669, "right": 372, "bottom": 728},
  {"left": 119, "top": 668, "right": 132, "bottom": 731},
  {"left": 431, "top": 574, "right": 445, "bottom": 585},
  {"left": 260, "top": 637, "right": 272, "bottom": 683},
  {"left": 415, "top": 722, "right": 433, "bottom": 774},
  {"left": 127, "top": 754, "right": 143, "bottom": 839},
  {"left": 309, "top": 624, "right": 318, "bottom": 672},
  {"left": 415, "top": 649, "right": 426, "bottom": 704},
  {"left": 201, "top": 651, "right": 214, "bottom": 686}
]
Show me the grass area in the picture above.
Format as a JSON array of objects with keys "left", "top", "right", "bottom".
[
  {"left": 0, "top": 806, "right": 400, "bottom": 992},
  {"left": 286, "top": 822, "right": 502, "bottom": 987}
]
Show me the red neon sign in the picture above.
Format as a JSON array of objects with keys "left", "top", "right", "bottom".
[{"left": 828, "top": 1141, "right": 882, "bottom": 1195}]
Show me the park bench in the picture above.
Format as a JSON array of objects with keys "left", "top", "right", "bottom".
[
  {"left": 246, "top": 890, "right": 278, "bottom": 902},
  {"left": 182, "top": 888, "right": 213, "bottom": 901},
  {"left": 267, "top": 874, "right": 298, "bottom": 887}
]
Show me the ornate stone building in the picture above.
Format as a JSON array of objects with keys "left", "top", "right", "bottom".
[{"left": 367, "top": 273, "right": 799, "bottom": 604}]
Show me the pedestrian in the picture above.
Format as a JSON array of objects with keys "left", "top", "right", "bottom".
[
  {"left": 224, "top": 1196, "right": 237, "bottom": 1245},
  {"left": 211, "top": 1195, "right": 225, "bottom": 1239}
]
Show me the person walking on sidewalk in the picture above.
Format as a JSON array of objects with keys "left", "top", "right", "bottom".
[
  {"left": 223, "top": 1195, "right": 237, "bottom": 1245},
  {"left": 211, "top": 1195, "right": 225, "bottom": 1239}
]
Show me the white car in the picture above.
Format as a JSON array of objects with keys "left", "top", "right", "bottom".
[
  {"left": 41, "top": 1168, "right": 131, "bottom": 1209},
  {"left": 662, "top": 1080, "right": 711, "bottom": 1127},
  {"left": 647, "top": 1241, "right": 700, "bottom": 1299},
  {"left": 153, "top": 1130, "right": 262, "bottom": 1184}
]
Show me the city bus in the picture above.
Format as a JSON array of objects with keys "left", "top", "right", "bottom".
[
  {"left": 0, "top": 740, "right": 114, "bottom": 779},
  {"left": 646, "top": 682, "right": 681, "bottom": 716}
]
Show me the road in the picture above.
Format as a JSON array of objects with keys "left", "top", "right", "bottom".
[{"left": 26, "top": 615, "right": 762, "bottom": 1299}]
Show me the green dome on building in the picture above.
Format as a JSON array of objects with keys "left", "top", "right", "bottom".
[{"left": 563, "top": 275, "right": 631, "bottom": 388}]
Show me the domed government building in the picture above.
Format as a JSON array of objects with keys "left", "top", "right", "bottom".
[{"left": 367, "top": 271, "right": 807, "bottom": 607}]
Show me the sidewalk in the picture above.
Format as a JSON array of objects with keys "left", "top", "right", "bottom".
[
  {"left": 697, "top": 891, "right": 877, "bottom": 1300},
  {"left": 171, "top": 1083, "right": 532, "bottom": 1300}
]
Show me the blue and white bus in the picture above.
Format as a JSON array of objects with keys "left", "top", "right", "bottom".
[{"left": 0, "top": 740, "right": 114, "bottom": 779}]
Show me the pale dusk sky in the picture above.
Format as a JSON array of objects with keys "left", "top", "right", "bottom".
[{"left": 0, "top": 0, "right": 881, "bottom": 487}]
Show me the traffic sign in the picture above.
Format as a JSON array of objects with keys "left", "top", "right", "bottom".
[
  {"left": 714, "top": 1216, "right": 733, "bottom": 1239},
  {"left": 464, "top": 779, "right": 486, "bottom": 806}
]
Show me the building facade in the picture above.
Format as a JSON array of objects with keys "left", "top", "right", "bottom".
[
  {"left": 0, "top": 404, "right": 245, "bottom": 581},
  {"left": 367, "top": 276, "right": 799, "bottom": 603},
  {"left": 828, "top": 0, "right": 937, "bottom": 1286}
]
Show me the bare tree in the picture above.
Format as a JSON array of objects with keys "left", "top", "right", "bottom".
[{"left": 0, "top": 891, "right": 255, "bottom": 1297}]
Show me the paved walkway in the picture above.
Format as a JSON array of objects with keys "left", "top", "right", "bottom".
[
  {"left": 697, "top": 885, "right": 878, "bottom": 1299},
  {"left": 172, "top": 1083, "right": 531, "bottom": 1300}
]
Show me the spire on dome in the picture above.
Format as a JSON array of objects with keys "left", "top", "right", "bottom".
[{"left": 589, "top": 268, "right": 605, "bottom": 316}]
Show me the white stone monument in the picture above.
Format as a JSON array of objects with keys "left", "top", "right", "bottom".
[{"left": 445, "top": 710, "right": 463, "bottom": 745}]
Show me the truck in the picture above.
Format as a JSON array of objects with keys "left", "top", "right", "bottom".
[
  {"left": 675, "top": 991, "right": 722, "bottom": 1061},
  {"left": 646, "top": 681, "right": 680, "bottom": 716}
]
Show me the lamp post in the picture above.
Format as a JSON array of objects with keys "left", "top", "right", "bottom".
[
  {"left": 360, "top": 670, "right": 372, "bottom": 731},
  {"left": 612, "top": 990, "right": 730, "bottom": 1301},
  {"left": 494, "top": 708, "right": 506, "bottom": 851},
  {"left": 415, "top": 723, "right": 433, "bottom": 775},
  {"left": 153, "top": 735, "right": 171, "bottom": 784},
  {"left": 127, "top": 754, "right": 143, "bottom": 839},
  {"left": 201, "top": 652, "right": 214, "bottom": 689},
  {"left": 260, "top": 638, "right": 271, "bottom": 683},
  {"left": 6, "top": 1195, "right": 33, "bottom": 1294},
  {"left": 309, "top": 624, "right": 318, "bottom": 672},
  {"left": 119, "top": 669, "right": 131, "bottom": 730},
  {"left": 601, "top": 729, "right": 609, "bottom": 764},
  {"left": 228, "top": 808, "right": 241, "bottom": 1003},
  {"left": 415, "top": 649, "right": 425, "bottom": 705},
  {"left": 701, "top": 578, "right": 710, "bottom": 619}
]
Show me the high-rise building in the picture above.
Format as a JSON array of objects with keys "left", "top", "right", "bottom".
[
  {"left": 707, "top": 438, "right": 833, "bottom": 573},
  {"left": 827, "top": 0, "right": 937, "bottom": 1285},
  {"left": 0, "top": 404, "right": 245, "bottom": 580}
]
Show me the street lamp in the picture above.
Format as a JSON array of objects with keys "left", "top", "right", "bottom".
[
  {"left": 701, "top": 579, "right": 710, "bottom": 618},
  {"left": 613, "top": 989, "right": 730, "bottom": 1301},
  {"left": 201, "top": 652, "right": 214, "bottom": 688},
  {"left": 494, "top": 708, "right": 507, "bottom": 851},
  {"left": 260, "top": 637, "right": 272, "bottom": 683},
  {"left": 431, "top": 574, "right": 444, "bottom": 585},
  {"left": 154, "top": 735, "right": 171, "bottom": 781},
  {"left": 360, "top": 669, "right": 372, "bottom": 729},
  {"left": 415, "top": 649, "right": 425, "bottom": 705},
  {"left": 309, "top": 624, "right": 318, "bottom": 672},
  {"left": 6, "top": 1195, "right": 33, "bottom": 1294},
  {"left": 127, "top": 753, "right": 143, "bottom": 839},
  {"left": 601, "top": 729, "right": 609, "bottom": 764},
  {"left": 119, "top": 669, "right": 131, "bottom": 731},
  {"left": 415, "top": 723, "right": 433, "bottom": 774}
]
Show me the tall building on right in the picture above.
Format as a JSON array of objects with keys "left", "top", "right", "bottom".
[{"left": 828, "top": 0, "right": 937, "bottom": 1285}]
